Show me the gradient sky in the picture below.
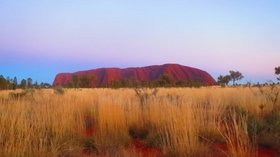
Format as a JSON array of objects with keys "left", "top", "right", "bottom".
[{"left": 1, "top": 1, "right": 280, "bottom": 84}]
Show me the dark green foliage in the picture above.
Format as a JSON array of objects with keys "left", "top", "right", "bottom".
[
  {"left": 0, "top": 75, "right": 50, "bottom": 90},
  {"left": 65, "top": 81, "right": 74, "bottom": 88},
  {"left": 27, "top": 78, "right": 33, "bottom": 88},
  {"left": 0, "top": 75, "right": 8, "bottom": 90},
  {"left": 67, "top": 74, "right": 98, "bottom": 88},
  {"left": 41, "top": 82, "right": 52, "bottom": 88},
  {"left": 53, "top": 86, "right": 65, "bottom": 95},
  {"left": 187, "top": 78, "right": 203, "bottom": 88},
  {"left": 217, "top": 75, "right": 231, "bottom": 86},
  {"left": 63, "top": 73, "right": 208, "bottom": 88},
  {"left": 19, "top": 79, "right": 27, "bottom": 89},
  {"left": 247, "top": 83, "right": 280, "bottom": 149},
  {"left": 217, "top": 71, "right": 244, "bottom": 86},
  {"left": 111, "top": 77, "right": 139, "bottom": 89},
  {"left": 33, "top": 81, "right": 39, "bottom": 89},
  {"left": 79, "top": 75, "right": 97, "bottom": 88},
  {"left": 9, "top": 91, "right": 27, "bottom": 99},
  {"left": 222, "top": 104, "right": 248, "bottom": 125},
  {"left": 145, "top": 133, "right": 164, "bottom": 148},
  {"left": 72, "top": 75, "right": 79, "bottom": 88},
  {"left": 156, "top": 73, "right": 174, "bottom": 87},
  {"left": 6, "top": 76, "right": 11, "bottom": 89},
  {"left": 275, "top": 66, "right": 280, "bottom": 81},
  {"left": 9, "top": 88, "right": 35, "bottom": 100},
  {"left": 82, "top": 137, "right": 98, "bottom": 154},
  {"left": 229, "top": 71, "right": 244, "bottom": 85},
  {"left": 128, "top": 124, "right": 149, "bottom": 139},
  {"left": 12, "top": 77, "right": 17, "bottom": 90},
  {"left": 247, "top": 109, "right": 280, "bottom": 149}
]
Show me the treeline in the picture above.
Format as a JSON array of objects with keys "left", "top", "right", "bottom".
[
  {"left": 57, "top": 73, "right": 207, "bottom": 88},
  {"left": 217, "top": 67, "right": 280, "bottom": 87},
  {"left": 0, "top": 75, "right": 51, "bottom": 90}
]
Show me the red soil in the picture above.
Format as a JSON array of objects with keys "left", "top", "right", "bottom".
[
  {"left": 83, "top": 127, "right": 163, "bottom": 157},
  {"left": 53, "top": 64, "right": 216, "bottom": 86},
  {"left": 210, "top": 144, "right": 278, "bottom": 157},
  {"left": 85, "top": 127, "right": 97, "bottom": 137},
  {"left": 83, "top": 127, "right": 278, "bottom": 157},
  {"left": 128, "top": 138, "right": 163, "bottom": 157},
  {"left": 214, "top": 122, "right": 279, "bottom": 157}
]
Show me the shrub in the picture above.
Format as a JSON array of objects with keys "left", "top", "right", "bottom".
[
  {"left": 134, "top": 88, "right": 158, "bottom": 109},
  {"left": 145, "top": 133, "right": 164, "bottom": 148},
  {"left": 128, "top": 123, "right": 148, "bottom": 139},
  {"left": 9, "top": 89, "right": 35, "bottom": 100},
  {"left": 53, "top": 86, "right": 65, "bottom": 95}
]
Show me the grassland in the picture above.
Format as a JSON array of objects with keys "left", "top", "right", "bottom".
[{"left": 0, "top": 86, "right": 279, "bottom": 157}]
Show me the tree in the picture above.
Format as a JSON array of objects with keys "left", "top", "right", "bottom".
[
  {"left": 111, "top": 79, "right": 121, "bottom": 89},
  {"left": 79, "top": 75, "right": 97, "bottom": 88},
  {"left": 0, "top": 75, "right": 8, "bottom": 90},
  {"left": 12, "top": 77, "right": 18, "bottom": 90},
  {"left": 40, "top": 82, "right": 44, "bottom": 88},
  {"left": 6, "top": 76, "right": 11, "bottom": 89},
  {"left": 157, "top": 73, "right": 174, "bottom": 87},
  {"left": 19, "top": 79, "right": 27, "bottom": 89},
  {"left": 43, "top": 83, "right": 52, "bottom": 88},
  {"left": 229, "top": 71, "right": 244, "bottom": 85},
  {"left": 217, "top": 75, "right": 231, "bottom": 86},
  {"left": 65, "top": 81, "right": 74, "bottom": 88},
  {"left": 27, "top": 78, "right": 33, "bottom": 88},
  {"left": 39, "top": 82, "right": 52, "bottom": 88},
  {"left": 33, "top": 81, "right": 39, "bottom": 89},
  {"left": 275, "top": 66, "right": 280, "bottom": 81},
  {"left": 72, "top": 75, "right": 79, "bottom": 88}
]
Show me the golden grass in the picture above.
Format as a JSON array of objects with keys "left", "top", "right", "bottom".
[{"left": 0, "top": 86, "right": 278, "bottom": 157}]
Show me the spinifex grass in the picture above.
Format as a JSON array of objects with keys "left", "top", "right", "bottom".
[{"left": 0, "top": 86, "right": 279, "bottom": 156}]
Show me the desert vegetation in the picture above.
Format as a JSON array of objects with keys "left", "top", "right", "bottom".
[
  {"left": 0, "top": 85, "right": 279, "bottom": 157},
  {"left": 62, "top": 73, "right": 205, "bottom": 89}
]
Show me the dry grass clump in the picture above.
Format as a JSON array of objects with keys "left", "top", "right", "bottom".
[{"left": 0, "top": 86, "right": 279, "bottom": 156}]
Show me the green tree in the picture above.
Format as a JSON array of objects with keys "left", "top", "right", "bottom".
[
  {"left": 72, "top": 75, "right": 79, "bottom": 88},
  {"left": 157, "top": 73, "right": 174, "bottom": 87},
  {"left": 117, "top": 77, "right": 139, "bottom": 88},
  {"left": 275, "top": 66, "right": 280, "bottom": 81},
  {"left": 6, "top": 76, "right": 11, "bottom": 89},
  {"left": 229, "top": 71, "right": 244, "bottom": 85},
  {"left": 27, "top": 78, "right": 33, "bottom": 88},
  {"left": 0, "top": 75, "right": 8, "bottom": 90},
  {"left": 33, "top": 81, "right": 39, "bottom": 89},
  {"left": 79, "top": 74, "right": 97, "bottom": 88},
  {"left": 65, "top": 81, "right": 74, "bottom": 88},
  {"left": 217, "top": 75, "right": 231, "bottom": 86},
  {"left": 188, "top": 78, "right": 203, "bottom": 88},
  {"left": 43, "top": 83, "right": 52, "bottom": 88},
  {"left": 20, "top": 79, "right": 27, "bottom": 89},
  {"left": 40, "top": 82, "right": 44, "bottom": 88},
  {"left": 111, "top": 79, "right": 121, "bottom": 88},
  {"left": 175, "top": 80, "right": 188, "bottom": 87},
  {"left": 12, "top": 77, "right": 18, "bottom": 90}
]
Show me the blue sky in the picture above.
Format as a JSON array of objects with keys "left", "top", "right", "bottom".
[{"left": 0, "top": 1, "right": 280, "bottom": 84}]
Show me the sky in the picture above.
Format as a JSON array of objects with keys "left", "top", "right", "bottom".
[{"left": 0, "top": 1, "right": 280, "bottom": 85}]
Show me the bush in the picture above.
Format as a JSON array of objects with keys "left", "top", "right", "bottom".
[
  {"left": 145, "top": 133, "right": 164, "bottom": 148},
  {"left": 53, "top": 86, "right": 65, "bottom": 95},
  {"left": 128, "top": 123, "right": 148, "bottom": 139},
  {"left": 9, "top": 88, "right": 35, "bottom": 100}
]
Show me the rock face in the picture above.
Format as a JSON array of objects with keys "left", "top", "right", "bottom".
[{"left": 52, "top": 64, "right": 216, "bottom": 86}]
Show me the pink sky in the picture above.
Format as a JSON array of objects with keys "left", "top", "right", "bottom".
[{"left": 0, "top": 1, "right": 279, "bottom": 84}]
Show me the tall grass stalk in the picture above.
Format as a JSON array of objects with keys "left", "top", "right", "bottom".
[{"left": 0, "top": 86, "right": 278, "bottom": 156}]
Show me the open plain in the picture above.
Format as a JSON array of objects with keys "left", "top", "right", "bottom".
[{"left": 0, "top": 86, "right": 279, "bottom": 157}]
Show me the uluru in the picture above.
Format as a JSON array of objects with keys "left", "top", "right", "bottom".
[{"left": 52, "top": 64, "right": 216, "bottom": 87}]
